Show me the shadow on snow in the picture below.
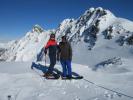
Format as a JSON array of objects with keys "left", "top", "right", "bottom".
[{"left": 31, "top": 62, "right": 82, "bottom": 78}]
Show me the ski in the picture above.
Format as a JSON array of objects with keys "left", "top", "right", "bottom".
[
  {"left": 41, "top": 73, "right": 60, "bottom": 80},
  {"left": 61, "top": 76, "right": 83, "bottom": 80},
  {"left": 72, "top": 76, "right": 83, "bottom": 80}
]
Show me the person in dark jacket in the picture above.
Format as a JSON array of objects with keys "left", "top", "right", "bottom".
[
  {"left": 44, "top": 34, "right": 58, "bottom": 77},
  {"left": 57, "top": 36, "right": 72, "bottom": 79}
]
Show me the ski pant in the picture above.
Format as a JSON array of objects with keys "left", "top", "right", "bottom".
[
  {"left": 47, "top": 54, "right": 56, "bottom": 74},
  {"left": 60, "top": 59, "right": 72, "bottom": 77}
]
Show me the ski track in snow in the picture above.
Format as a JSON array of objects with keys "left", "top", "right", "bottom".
[{"left": 0, "top": 62, "right": 133, "bottom": 100}]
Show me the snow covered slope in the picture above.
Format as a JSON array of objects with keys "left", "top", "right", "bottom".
[
  {"left": 55, "top": 7, "right": 133, "bottom": 68},
  {"left": 0, "top": 25, "right": 54, "bottom": 61},
  {"left": 0, "top": 62, "right": 133, "bottom": 100}
]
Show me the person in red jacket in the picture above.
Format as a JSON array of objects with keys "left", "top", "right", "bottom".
[{"left": 43, "top": 34, "right": 58, "bottom": 77}]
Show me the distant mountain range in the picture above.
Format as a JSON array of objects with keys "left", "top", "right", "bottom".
[{"left": 0, "top": 7, "right": 133, "bottom": 65}]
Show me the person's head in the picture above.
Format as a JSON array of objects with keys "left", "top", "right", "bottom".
[
  {"left": 50, "top": 34, "right": 55, "bottom": 40},
  {"left": 61, "top": 36, "right": 67, "bottom": 42}
]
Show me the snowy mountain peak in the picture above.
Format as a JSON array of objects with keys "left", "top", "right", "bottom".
[
  {"left": 83, "top": 7, "right": 112, "bottom": 17},
  {"left": 0, "top": 24, "right": 50, "bottom": 61},
  {"left": 84, "top": 7, "right": 104, "bottom": 15},
  {"left": 56, "top": 7, "right": 116, "bottom": 44},
  {"left": 32, "top": 24, "right": 44, "bottom": 33},
  {"left": 84, "top": 7, "right": 95, "bottom": 14}
]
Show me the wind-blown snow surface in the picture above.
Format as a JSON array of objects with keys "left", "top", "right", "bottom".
[{"left": 0, "top": 62, "right": 133, "bottom": 100}]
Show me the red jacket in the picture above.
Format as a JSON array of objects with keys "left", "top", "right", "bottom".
[
  {"left": 44, "top": 39, "right": 58, "bottom": 55},
  {"left": 45, "top": 39, "right": 57, "bottom": 49}
]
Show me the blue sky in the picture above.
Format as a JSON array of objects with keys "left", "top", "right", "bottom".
[{"left": 0, "top": 0, "right": 132, "bottom": 41}]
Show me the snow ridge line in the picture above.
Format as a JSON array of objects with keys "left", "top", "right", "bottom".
[{"left": 83, "top": 79, "right": 133, "bottom": 99}]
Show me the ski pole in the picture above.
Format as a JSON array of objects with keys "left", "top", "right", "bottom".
[{"left": 45, "top": 54, "right": 46, "bottom": 66}]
